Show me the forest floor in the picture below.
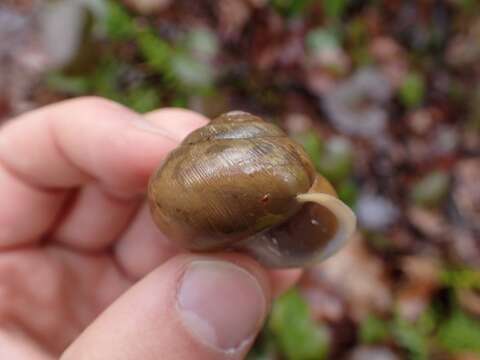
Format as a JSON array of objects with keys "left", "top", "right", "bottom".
[{"left": 1, "top": 1, "right": 480, "bottom": 359}]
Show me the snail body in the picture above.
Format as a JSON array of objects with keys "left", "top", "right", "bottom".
[{"left": 148, "top": 111, "right": 356, "bottom": 268}]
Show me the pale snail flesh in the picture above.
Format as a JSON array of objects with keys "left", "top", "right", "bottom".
[{"left": 148, "top": 111, "right": 356, "bottom": 268}]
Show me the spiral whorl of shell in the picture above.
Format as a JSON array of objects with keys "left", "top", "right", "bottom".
[{"left": 148, "top": 111, "right": 356, "bottom": 267}]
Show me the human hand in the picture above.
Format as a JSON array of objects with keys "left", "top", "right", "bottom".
[{"left": 0, "top": 97, "right": 301, "bottom": 360}]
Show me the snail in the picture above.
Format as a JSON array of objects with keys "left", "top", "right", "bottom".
[{"left": 148, "top": 111, "right": 356, "bottom": 268}]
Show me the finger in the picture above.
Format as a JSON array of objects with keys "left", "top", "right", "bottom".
[
  {"left": 0, "top": 162, "right": 67, "bottom": 247},
  {"left": 0, "top": 97, "right": 208, "bottom": 247},
  {"left": 62, "top": 254, "right": 270, "bottom": 360},
  {"left": 53, "top": 185, "right": 140, "bottom": 251},
  {"left": 0, "top": 330, "right": 53, "bottom": 360},
  {"left": 0, "top": 246, "right": 135, "bottom": 357},
  {"left": 0, "top": 97, "right": 208, "bottom": 195},
  {"left": 144, "top": 107, "right": 210, "bottom": 141},
  {"left": 113, "top": 108, "right": 213, "bottom": 274},
  {"left": 114, "top": 203, "right": 181, "bottom": 279},
  {"left": 53, "top": 107, "right": 208, "bottom": 251},
  {"left": 114, "top": 202, "right": 303, "bottom": 297},
  {"left": 269, "top": 269, "right": 303, "bottom": 298},
  {"left": 114, "top": 204, "right": 303, "bottom": 295}
]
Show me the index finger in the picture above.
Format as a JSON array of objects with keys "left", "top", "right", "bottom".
[
  {"left": 0, "top": 97, "right": 208, "bottom": 247},
  {"left": 0, "top": 97, "right": 208, "bottom": 195}
]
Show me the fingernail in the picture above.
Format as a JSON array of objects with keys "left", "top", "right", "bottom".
[{"left": 177, "top": 260, "right": 266, "bottom": 353}]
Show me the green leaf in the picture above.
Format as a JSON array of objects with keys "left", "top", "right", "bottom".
[
  {"left": 336, "top": 178, "right": 358, "bottom": 207},
  {"left": 410, "top": 171, "right": 450, "bottom": 208},
  {"left": 323, "top": 0, "right": 348, "bottom": 20},
  {"left": 295, "top": 133, "right": 353, "bottom": 187},
  {"left": 457, "top": 0, "right": 477, "bottom": 12},
  {"left": 440, "top": 267, "right": 480, "bottom": 290},
  {"left": 125, "top": 86, "right": 161, "bottom": 113},
  {"left": 294, "top": 131, "right": 324, "bottom": 167},
  {"left": 45, "top": 73, "right": 90, "bottom": 94},
  {"left": 137, "top": 30, "right": 173, "bottom": 73},
  {"left": 171, "top": 95, "right": 188, "bottom": 108},
  {"left": 306, "top": 28, "right": 339, "bottom": 54},
  {"left": 346, "top": 18, "right": 372, "bottom": 66},
  {"left": 399, "top": 72, "right": 425, "bottom": 109},
  {"left": 90, "top": 59, "right": 125, "bottom": 101},
  {"left": 184, "top": 28, "right": 219, "bottom": 61},
  {"left": 269, "top": 288, "right": 330, "bottom": 360},
  {"left": 247, "top": 326, "right": 277, "bottom": 360},
  {"left": 316, "top": 138, "right": 353, "bottom": 183},
  {"left": 270, "top": 0, "right": 314, "bottom": 17},
  {"left": 391, "top": 317, "right": 430, "bottom": 360},
  {"left": 417, "top": 306, "right": 437, "bottom": 336},
  {"left": 171, "top": 52, "right": 214, "bottom": 89},
  {"left": 105, "top": 1, "right": 137, "bottom": 40},
  {"left": 437, "top": 309, "right": 480, "bottom": 354},
  {"left": 359, "top": 314, "right": 390, "bottom": 344}
]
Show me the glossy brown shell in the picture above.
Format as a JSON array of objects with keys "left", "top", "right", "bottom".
[{"left": 148, "top": 111, "right": 319, "bottom": 250}]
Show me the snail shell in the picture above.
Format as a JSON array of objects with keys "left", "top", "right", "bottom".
[{"left": 148, "top": 111, "right": 356, "bottom": 268}]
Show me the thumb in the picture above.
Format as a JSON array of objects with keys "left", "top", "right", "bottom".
[{"left": 61, "top": 254, "right": 271, "bottom": 360}]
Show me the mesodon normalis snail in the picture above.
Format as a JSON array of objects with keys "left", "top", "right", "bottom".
[{"left": 148, "top": 111, "right": 356, "bottom": 268}]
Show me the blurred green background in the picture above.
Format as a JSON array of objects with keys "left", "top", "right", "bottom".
[{"left": 1, "top": 0, "right": 480, "bottom": 359}]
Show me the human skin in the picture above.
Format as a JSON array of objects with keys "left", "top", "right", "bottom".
[{"left": 0, "top": 97, "right": 301, "bottom": 359}]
